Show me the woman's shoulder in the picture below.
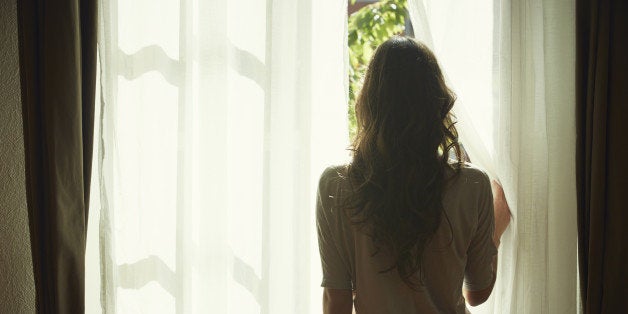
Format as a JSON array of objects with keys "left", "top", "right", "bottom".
[
  {"left": 444, "top": 163, "right": 493, "bottom": 219},
  {"left": 458, "top": 162, "right": 490, "bottom": 181},
  {"left": 317, "top": 165, "right": 350, "bottom": 204},
  {"left": 447, "top": 162, "right": 491, "bottom": 190},
  {"left": 319, "top": 164, "right": 349, "bottom": 184}
]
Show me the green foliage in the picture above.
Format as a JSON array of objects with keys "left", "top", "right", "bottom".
[{"left": 347, "top": 0, "right": 407, "bottom": 140}]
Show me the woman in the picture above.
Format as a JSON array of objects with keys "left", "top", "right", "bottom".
[{"left": 316, "top": 36, "right": 511, "bottom": 313}]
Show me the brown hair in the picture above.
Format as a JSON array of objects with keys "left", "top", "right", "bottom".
[{"left": 345, "top": 36, "right": 462, "bottom": 288}]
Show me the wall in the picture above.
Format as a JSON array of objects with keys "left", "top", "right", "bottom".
[{"left": 0, "top": 0, "right": 36, "bottom": 312}]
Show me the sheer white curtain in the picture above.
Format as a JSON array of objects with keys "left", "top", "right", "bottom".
[
  {"left": 408, "top": 0, "right": 577, "bottom": 313},
  {"left": 88, "top": 0, "right": 349, "bottom": 313}
]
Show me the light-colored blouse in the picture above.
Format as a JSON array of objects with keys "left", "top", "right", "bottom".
[{"left": 317, "top": 163, "right": 497, "bottom": 314}]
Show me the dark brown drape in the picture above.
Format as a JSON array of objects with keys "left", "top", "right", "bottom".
[
  {"left": 576, "top": 0, "right": 628, "bottom": 313},
  {"left": 17, "top": 0, "right": 97, "bottom": 312}
]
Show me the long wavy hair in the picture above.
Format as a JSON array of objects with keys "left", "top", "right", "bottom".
[{"left": 346, "top": 36, "right": 463, "bottom": 288}]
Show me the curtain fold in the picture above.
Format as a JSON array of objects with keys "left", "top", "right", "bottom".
[
  {"left": 16, "top": 0, "right": 98, "bottom": 313},
  {"left": 408, "top": 0, "right": 577, "bottom": 313},
  {"left": 576, "top": 0, "right": 628, "bottom": 312},
  {"left": 93, "top": 0, "right": 348, "bottom": 312}
]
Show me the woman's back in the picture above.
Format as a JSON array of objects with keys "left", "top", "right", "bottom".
[
  {"left": 317, "top": 36, "right": 502, "bottom": 313},
  {"left": 317, "top": 163, "right": 497, "bottom": 314}
]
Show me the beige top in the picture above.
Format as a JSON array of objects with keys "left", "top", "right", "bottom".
[{"left": 316, "top": 163, "right": 497, "bottom": 314}]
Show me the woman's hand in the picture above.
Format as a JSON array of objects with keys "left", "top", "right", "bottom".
[{"left": 490, "top": 180, "right": 512, "bottom": 247}]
